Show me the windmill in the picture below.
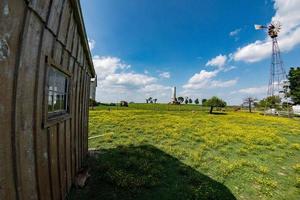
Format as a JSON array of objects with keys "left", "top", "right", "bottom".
[{"left": 254, "top": 21, "right": 290, "bottom": 112}]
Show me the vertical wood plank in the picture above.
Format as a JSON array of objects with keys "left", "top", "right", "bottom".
[
  {"left": 65, "top": 119, "right": 72, "bottom": 191},
  {"left": 15, "top": 11, "right": 44, "bottom": 200},
  {"left": 0, "top": 0, "right": 26, "bottom": 199},
  {"left": 48, "top": 126, "right": 60, "bottom": 200},
  {"left": 47, "top": 0, "right": 64, "bottom": 35},
  {"left": 66, "top": 13, "right": 75, "bottom": 51},
  {"left": 76, "top": 67, "right": 83, "bottom": 170},
  {"left": 34, "top": 29, "right": 53, "bottom": 200},
  {"left": 58, "top": 122, "right": 67, "bottom": 199},
  {"left": 52, "top": 41, "right": 63, "bottom": 65},
  {"left": 57, "top": 0, "right": 71, "bottom": 44},
  {"left": 71, "top": 29, "right": 78, "bottom": 57},
  {"left": 29, "top": 0, "right": 51, "bottom": 22},
  {"left": 70, "top": 62, "right": 78, "bottom": 182}
]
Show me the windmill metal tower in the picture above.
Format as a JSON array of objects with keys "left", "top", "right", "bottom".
[{"left": 255, "top": 22, "right": 289, "bottom": 105}]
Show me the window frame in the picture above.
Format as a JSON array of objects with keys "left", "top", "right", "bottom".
[{"left": 43, "top": 56, "right": 72, "bottom": 128}]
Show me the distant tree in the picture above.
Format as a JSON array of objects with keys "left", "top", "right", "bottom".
[
  {"left": 258, "top": 96, "right": 281, "bottom": 109},
  {"left": 189, "top": 98, "right": 193, "bottom": 104},
  {"left": 204, "top": 96, "right": 227, "bottom": 114},
  {"left": 154, "top": 99, "right": 157, "bottom": 103},
  {"left": 194, "top": 98, "right": 199, "bottom": 104},
  {"left": 177, "top": 96, "right": 184, "bottom": 104},
  {"left": 185, "top": 97, "right": 189, "bottom": 104},
  {"left": 146, "top": 97, "right": 153, "bottom": 103},
  {"left": 288, "top": 67, "right": 300, "bottom": 104},
  {"left": 120, "top": 101, "right": 128, "bottom": 107},
  {"left": 243, "top": 97, "right": 257, "bottom": 113},
  {"left": 202, "top": 99, "right": 207, "bottom": 105}
]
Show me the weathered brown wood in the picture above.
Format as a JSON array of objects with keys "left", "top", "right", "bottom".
[
  {"left": 65, "top": 119, "right": 72, "bottom": 191},
  {"left": 49, "top": 126, "right": 60, "bottom": 200},
  {"left": 34, "top": 28, "right": 54, "bottom": 200},
  {"left": 83, "top": 71, "right": 89, "bottom": 156},
  {"left": 0, "top": 1, "right": 95, "bottom": 199},
  {"left": 68, "top": 56, "right": 75, "bottom": 72},
  {"left": 70, "top": 62, "right": 79, "bottom": 182},
  {"left": 66, "top": 13, "right": 75, "bottom": 51},
  {"left": 0, "top": 1, "right": 26, "bottom": 199},
  {"left": 71, "top": 29, "right": 79, "bottom": 57},
  {"left": 52, "top": 41, "right": 63, "bottom": 65},
  {"left": 58, "top": 122, "right": 67, "bottom": 199},
  {"left": 58, "top": 0, "right": 71, "bottom": 44},
  {"left": 47, "top": 0, "right": 64, "bottom": 35},
  {"left": 76, "top": 67, "right": 83, "bottom": 170},
  {"left": 15, "top": 10, "right": 44, "bottom": 200},
  {"left": 29, "top": 0, "right": 51, "bottom": 22},
  {"left": 62, "top": 49, "right": 70, "bottom": 71}
]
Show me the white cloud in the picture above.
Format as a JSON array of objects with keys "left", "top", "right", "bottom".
[
  {"left": 88, "top": 39, "right": 95, "bottom": 51},
  {"left": 223, "top": 66, "right": 236, "bottom": 72},
  {"left": 188, "top": 70, "right": 218, "bottom": 84},
  {"left": 234, "top": 85, "right": 268, "bottom": 95},
  {"left": 229, "top": 28, "right": 241, "bottom": 37},
  {"left": 183, "top": 69, "right": 237, "bottom": 90},
  {"left": 233, "top": 0, "right": 300, "bottom": 63},
  {"left": 206, "top": 55, "right": 227, "bottom": 68},
  {"left": 92, "top": 55, "right": 172, "bottom": 103},
  {"left": 139, "top": 84, "right": 172, "bottom": 93},
  {"left": 159, "top": 71, "right": 171, "bottom": 79},
  {"left": 103, "top": 73, "right": 156, "bottom": 87},
  {"left": 210, "top": 79, "right": 238, "bottom": 88},
  {"left": 93, "top": 56, "right": 130, "bottom": 78}
]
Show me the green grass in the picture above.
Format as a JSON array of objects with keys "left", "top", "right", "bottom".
[{"left": 71, "top": 104, "right": 300, "bottom": 200}]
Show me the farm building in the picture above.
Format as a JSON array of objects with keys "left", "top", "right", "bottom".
[
  {"left": 90, "top": 76, "right": 97, "bottom": 101},
  {"left": 293, "top": 105, "right": 300, "bottom": 116},
  {"left": 0, "top": 0, "right": 95, "bottom": 199}
]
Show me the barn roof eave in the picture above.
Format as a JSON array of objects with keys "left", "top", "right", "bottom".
[{"left": 71, "top": 0, "right": 96, "bottom": 78}]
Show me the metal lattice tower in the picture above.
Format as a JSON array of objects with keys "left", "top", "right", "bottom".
[
  {"left": 267, "top": 36, "right": 287, "bottom": 98},
  {"left": 255, "top": 22, "right": 289, "bottom": 103}
]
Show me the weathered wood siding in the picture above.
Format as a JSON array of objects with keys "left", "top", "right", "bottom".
[{"left": 0, "top": 0, "right": 95, "bottom": 199}]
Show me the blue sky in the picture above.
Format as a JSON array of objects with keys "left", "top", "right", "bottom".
[{"left": 81, "top": 0, "right": 300, "bottom": 105}]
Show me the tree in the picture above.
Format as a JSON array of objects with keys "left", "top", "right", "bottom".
[
  {"left": 177, "top": 97, "right": 184, "bottom": 104},
  {"left": 204, "top": 96, "right": 227, "bottom": 114},
  {"left": 288, "top": 67, "right": 300, "bottom": 104},
  {"left": 194, "top": 98, "right": 199, "bottom": 104},
  {"left": 189, "top": 98, "right": 193, "bottom": 104},
  {"left": 243, "top": 97, "right": 257, "bottom": 113},
  {"left": 146, "top": 99, "right": 149, "bottom": 104},
  {"left": 185, "top": 97, "right": 189, "bottom": 104},
  {"left": 202, "top": 99, "right": 207, "bottom": 105},
  {"left": 258, "top": 96, "right": 281, "bottom": 109},
  {"left": 154, "top": 99, "right": 157, "bottom": 103}
]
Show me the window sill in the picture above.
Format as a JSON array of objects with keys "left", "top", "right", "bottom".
[{"left": 43, "top": 113, "right": 71, "bottom": 128}]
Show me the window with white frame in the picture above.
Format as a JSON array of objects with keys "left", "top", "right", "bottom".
[{"left": 47, "top": 66, "right": 70, "bottom": 117}]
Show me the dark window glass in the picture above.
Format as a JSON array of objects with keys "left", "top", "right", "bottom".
[{"left": 47, "top": 66, "right": 69, "bottom": 116}]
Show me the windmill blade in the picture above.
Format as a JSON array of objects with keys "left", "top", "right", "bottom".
[
  {"left": 254, "top": 24, "right": 267, "bottom": 30},
  {"left": 269, "top": 21, "right": 282, "bottom": 35}
]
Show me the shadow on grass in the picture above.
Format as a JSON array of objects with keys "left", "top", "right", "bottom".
[
  {"left": 69, "top": 145, "right": 236, "bottom": 200},
  {"left": 209, "top": 112, "right": 228, "bottom": 115}
]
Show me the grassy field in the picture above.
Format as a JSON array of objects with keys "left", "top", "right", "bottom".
[{"left": 70, "top": 104, "right": 300, "bottom": 200}]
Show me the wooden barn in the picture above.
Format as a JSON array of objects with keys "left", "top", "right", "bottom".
[{"left": 0, "top": 0, "right": 95, "bottom": 199}]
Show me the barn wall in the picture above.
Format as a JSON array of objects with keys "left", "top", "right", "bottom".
[{"left": 0, "top": 0, "right": 94, "bottom": 199}]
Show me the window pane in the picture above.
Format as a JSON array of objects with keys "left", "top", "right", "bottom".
[
  {"left": 54, "top": 93, "right": 61, "bottom": 110},
  {"left": 47, "top": 66, "right": 69, "bottom": 116},
  {"left": 56, "top": 73, "right": 66, "bottom": 93},
  {"left": 48, "top": 91, "right": 53, "bottom": 112},
  {"left": 48, "top": 67, "right": 56, "bottom": 89}
]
